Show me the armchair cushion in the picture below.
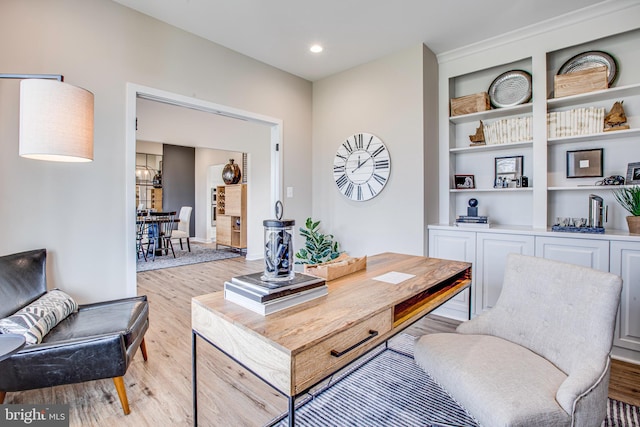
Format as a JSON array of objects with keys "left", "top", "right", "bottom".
[{"left": 0, "top": 289, "right": 77, "bottom": 344}]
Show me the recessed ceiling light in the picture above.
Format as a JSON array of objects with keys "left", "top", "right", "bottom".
[{"left": 310, "top": 44, "right": 323, "bottom": 53}]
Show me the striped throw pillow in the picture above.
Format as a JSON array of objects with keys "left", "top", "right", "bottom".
[{"left": 0, "top": 289, "right": 77, "bottom": 345}]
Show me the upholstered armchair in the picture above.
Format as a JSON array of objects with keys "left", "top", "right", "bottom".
[
  {"left": 415, "top": 253, "right": 622, "bottom": 427},
  {"left": 0, "top": 249, "right": 149, "bottom": 415}
]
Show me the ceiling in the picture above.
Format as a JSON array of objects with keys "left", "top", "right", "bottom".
[{"left": 113, "top": 0, "right": 608, "bottom": 81}]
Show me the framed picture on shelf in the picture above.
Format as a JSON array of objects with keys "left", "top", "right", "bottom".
[
  {"left": 494, "top": 156, "right": 523, "bottom": 186},
  {"left": 625, "top": 162, "right": 640, "bottom": 185},
  {"left": 566, "top": 148, "right": 603, "bottom": 178},
  {"left": 454, "top": 174, "right": 475, "bottom": 189}
]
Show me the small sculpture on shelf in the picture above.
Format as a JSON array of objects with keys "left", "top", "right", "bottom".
[
  {"left": 604, "top": 101, "right": 629, "bottom": 132},
  {"left": 455, "top": 198, "right": 490, "bottom": 228},
  {"left": 469, "top": 121, "right": 486, "bottom": 146}
]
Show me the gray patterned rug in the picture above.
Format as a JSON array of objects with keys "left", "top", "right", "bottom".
[
  {"left": 136, "top": 242, "right": 241, "bottom": 272},
  {"left": 272, "top": 334, "right": 640, "bottom": 427}
]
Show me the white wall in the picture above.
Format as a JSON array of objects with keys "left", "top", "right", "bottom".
[
  {"left": 312, "top": 44, "right": 438, "bottom": 257},
  {"left": 0, "top": 0, "right": 312, "bottom": 303}
]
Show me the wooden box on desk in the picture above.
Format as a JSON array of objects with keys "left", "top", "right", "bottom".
[
  {"left": 303, "top": 254, "right": 367, "bottom": 281},
  {"left": 554, "top": 66, "right": 608, "bottom": 98},
  {"left": 450, "top": 92, "right": 491, "bottom": 116}
]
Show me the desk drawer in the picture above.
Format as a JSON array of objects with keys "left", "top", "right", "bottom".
[{"left": 293, "top": 309, "right": 392, "bottom": 393}]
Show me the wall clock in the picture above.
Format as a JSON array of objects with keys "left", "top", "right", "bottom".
[{"left": 333, "top": 132, "right": 391, "bottom": 201}]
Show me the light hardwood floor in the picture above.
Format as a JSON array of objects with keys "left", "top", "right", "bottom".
[{"left": 4, "top": 256, "right": 640, "bottom": 426}]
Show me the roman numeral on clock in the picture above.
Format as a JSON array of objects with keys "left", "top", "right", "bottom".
[
  {"left": 354, "top": 134, "right": 363, "bottom": 149},
  {"left": 374, "top": 159, "right": 389, "bottom": 169},
  {"left": 357, "top": 185, "right": 363, "bottom": 201},
  {"left": 373, "top": 173, "right": 387, "bottom": 185},
  {"left": 345, "top": 182, "right": 354, "bottom": 198},
  {"left": 372, "top": 146, "right": 386, "bottom": 158},
  {"left": 367, "top": 183, "right": 377, "bottom": 197},
  {"left": 366, "top": 135, "right": 374, "bottom": 150},
  {"left": 333, "top": 164, "right": 345, "bottom": 174},
  {"left": 336, "top": 174, "right": 348, "bottom": 189},
  {"left": 342, "top": 140, "right": 353, "bottom": 154}
]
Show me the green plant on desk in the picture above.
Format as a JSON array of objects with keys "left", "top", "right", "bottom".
[{"left": 295, "top": 217, "right": 342, "bottom": 264}]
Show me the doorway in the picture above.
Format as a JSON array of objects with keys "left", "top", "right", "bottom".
[{"left": 125, "top": 83, "right": 283, "bottom": 295}]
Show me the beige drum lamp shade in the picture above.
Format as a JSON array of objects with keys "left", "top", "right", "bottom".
[{"left": 19, "top": 79, "right": 94, "bottom": 162}]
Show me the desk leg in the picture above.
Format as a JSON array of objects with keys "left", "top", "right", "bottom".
[
  {"left": 192, "top": 331, "right": 198, "bottom": 427},
  {"left": 288, "top": 395, "right": 295, "bottom": 427}
]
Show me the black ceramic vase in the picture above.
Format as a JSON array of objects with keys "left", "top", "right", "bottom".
[{"left": 222, "top": 159, "right": 242, "bottom": 184}]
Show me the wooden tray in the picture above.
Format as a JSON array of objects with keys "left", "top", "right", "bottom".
[{"left": 303, "top": 254, "right": 367, "bottom": 281}]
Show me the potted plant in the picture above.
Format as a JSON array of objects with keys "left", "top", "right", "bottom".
[
  {"left": 613, "top": 185, "right": 640, "bottom": 234},
  {"left": 295, "top": 218, "right": 342, "bottom": 265}
]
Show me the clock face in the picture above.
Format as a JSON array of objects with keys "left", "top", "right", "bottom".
[{"left": 333, "top": 133, "right": 391, "bottom": 201}]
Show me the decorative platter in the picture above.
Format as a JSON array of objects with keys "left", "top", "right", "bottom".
[
  {"left": 488, "top": 70, "right": 532, "bottom": 108},
  {"left": 557, "top": 50, "right": 618, "bottom": 86}
]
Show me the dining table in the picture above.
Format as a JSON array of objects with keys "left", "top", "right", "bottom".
[{"left": 136, "top": 212, "right": 180, "bottom": 257}]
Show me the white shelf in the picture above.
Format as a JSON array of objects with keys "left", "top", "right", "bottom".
[
  {"left": 547, "top": 82, "right": 640, "bottom": 109},
  {"left": 451, "top": 141, "right": 532, "bottom": 153},
  {"left": 451, "top": 187, "right": 533, "bottom": 193},
  {"left": 548, "top": 185, "right": 633, "bottom": 191},
  {"left": 547, "top": 128, "right": 640, "bottom": 145},
  {"left": 449, "top": 103, "right": 532, "bottom": 124}
]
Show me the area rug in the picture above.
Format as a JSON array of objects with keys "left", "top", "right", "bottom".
[
  {"left": 136, "top": 242, "right": 241, "bottom": 272},
  {"left": 272, "top": 334, "right": 640, "bottom": 427}
]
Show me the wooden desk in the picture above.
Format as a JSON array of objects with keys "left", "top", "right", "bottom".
[{"left": 191, "top": 253, "right": 472, "bottom": 426}]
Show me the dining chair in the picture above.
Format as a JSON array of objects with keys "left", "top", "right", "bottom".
[
  {"left": 136, "top": 217, "right": 147, "bottom": 261},
  {"left": 146, "top": 212, "right": 176, "bottom": 260},
  {"left": 172, "top": 206, "right": 192, "bottom": 252}
]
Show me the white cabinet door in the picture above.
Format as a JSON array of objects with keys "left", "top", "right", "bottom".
[
  {"left": 428, "top": 229, "right": 475, "bottom": 321},
  {"left": 475, "top": 233, "right": 535, "bottom": 314},
  {"left": 610, "top": 241, "right": 640, "bottom": 353},
  {"left": 535, "top": 236, "right": 609, "bottom": 271}
]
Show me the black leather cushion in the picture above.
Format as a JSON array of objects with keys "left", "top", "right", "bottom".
[
  {"left": 0, "top": 249, "right": 47, "bottom": 318},
  {"left": 44, "top": 296, "right": 148, "bottom": 349}
]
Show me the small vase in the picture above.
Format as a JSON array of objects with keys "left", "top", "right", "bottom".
[
  {"left": 626, "top": 216, "right": 640, "bottom": 234},
  {"left": 222, "top": 159, "right": 241, "bottom": 184}
]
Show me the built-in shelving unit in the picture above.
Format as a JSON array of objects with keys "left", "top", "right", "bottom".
[
  {"left": 440, "top": 27, "right": 640, "bottom": 231},
  {"left": 433, "top": 13, "right": 640, "bottom": 362}
]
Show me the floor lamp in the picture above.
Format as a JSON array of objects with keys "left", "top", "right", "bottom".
[{"left": 0, "top": 74, "right": 94, "bottom": 162}]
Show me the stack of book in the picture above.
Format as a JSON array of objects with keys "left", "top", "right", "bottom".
[
  {"left": 224, "top": 272, "right": 327, "bottom": 315},
  {"left": 483, "top": 116, "right": 532, "bottom": 145},
  {"left": 547, "top": 107, "right": 606, "bottom": 138},
  {"left": 455, "top": 215, "right": 490, "bottom": 228}
]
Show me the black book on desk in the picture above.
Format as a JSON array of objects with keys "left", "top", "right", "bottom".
[
  {"left": 230, "top": 272, "right": 325, "bottom": 293},
  {"left": 224, "top": 282, "right": 328, "bottom": 315},
  {"left": 225, "top": 278, "right": 325, "bottom": 303}
]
